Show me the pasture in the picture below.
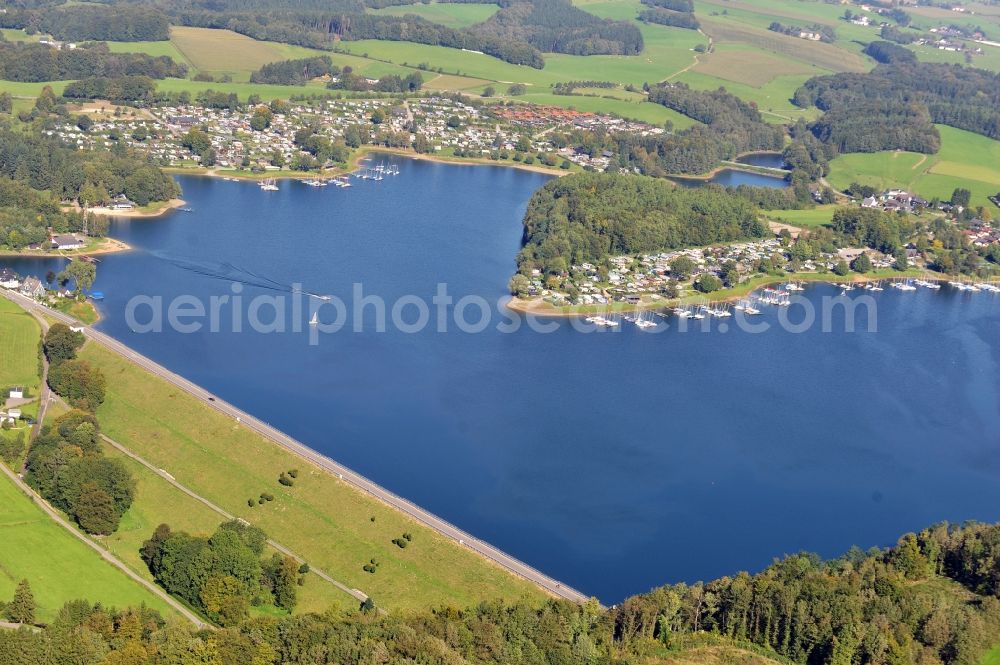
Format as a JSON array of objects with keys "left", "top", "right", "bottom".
[
  {"left": 369, "top": 1, "right": 500, "bottom": 28},
  {"left": 0, "top": 296, "right": 40, "bottom": 391},
  {"left": 763, "top": 205, "right": 838, "bottom": 229},
  {"left": 0, "top": 469, "right": 174, "bottom": 622},
  {"left": 693, "top": 43, "right": 823, "bottom": 87},
  {"left": 673, "top": 71, "right": 819, "bottom": 122},
  {"left": 827, "top": 125, "right": 1000, "bottom": 208}
]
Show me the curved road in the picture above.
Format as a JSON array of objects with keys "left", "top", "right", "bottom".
[{"left": 2, "top": 291, "right": 591, "bottom": 605}]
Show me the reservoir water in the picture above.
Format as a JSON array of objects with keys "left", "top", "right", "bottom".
[
  {"left": 4, "top": 156, "right": 999, "bottom": 603},
  {"left": 736, "top": 152, "right": 787, "bottom": 169},
  {"left": 672, "top": 168, "right": 789, "bottom": 189}
]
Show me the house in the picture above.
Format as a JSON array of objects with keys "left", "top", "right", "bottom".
[
  {"left": 0, "top": 268, "right": 19, "bottom": 289},
  {"left": 19, "top": 276, "right": 45, "bottom": 298},
  {"left": 6, "top": 408, "right": 20, "bottom": 420},
  {"left": 8, "top": 387, "right": 23, "bottom": 399},
  {"left": 111, "top": 194, "right": 135, "bottom": 210},
  {"left": 51, "top": 234, "right": 84, "bottom": 250}
]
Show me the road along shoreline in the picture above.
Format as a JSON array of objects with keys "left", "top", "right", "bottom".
[{"left": 0, "top": 289, "right": 591, "bottom": 606}]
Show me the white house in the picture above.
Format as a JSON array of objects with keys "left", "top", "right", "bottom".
[
  {"left": 0, "top": 268, "right": 19, "bottom": 289},
  {"left": 19, "top": 276, "right": 45, "bottom": 298},
  {"left": 52, "top": 234, "right": 84, "bottom": 250},
  {"left": 8, "top": 387, "right": 23, "bottom": 399}
]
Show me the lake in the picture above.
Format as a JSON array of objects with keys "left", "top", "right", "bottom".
[
  {"left": 672, "top": 168, "right": 789, "bottom": 189},
  {"left": 3, "top": 155, "right": 999, "bottom": 603},
  {"left": 736, "top": 152, "right": 787, "bottom": 170}
]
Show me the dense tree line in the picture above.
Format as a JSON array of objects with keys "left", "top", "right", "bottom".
[
  {"left": 809, "top": 101, "right": 941, "bottom": 154},
  {"left": 2, "top": 521, "right": 1000, "bottom": 664},
  {"left": 141, "top": 520, "right": 300, "bottom": 625},
  {"left": 328, "top": 70, "right": 424, "bottom": 92},
  {"left": 768, "top": 21, "right": 836, "bottom": 43},
  {"left": 62, "top": 75, "right": 158, "bottom": 103},
  {"left": 516, "top": 172, "right": 767, "bottom": 275},
  {"left": 0, "top": 4, "right": 171, "bottom": 41},
  {"left": 0, "top": 41, "right": 185, "bottom": 83},
  {"left": 0, "top": 178, "right": 98, "bottom": 250},
  {"left": 639, "top": 8, "right": 700, "bottom": 30},
  {"left": 880, "top": 24, "right": 920, "bottom": 44},
  {"left": 863, "top": 40, "right": 918, "bottom": 64},
  {"left": 0, "top": 123, "right": 180, "bottom": 206},
  {"left": 470, "top": 0, "right": 643, "bottom": 56},
  {"left": 830, "top": 206, "right": 914, "bottom": 255},
  {"left": 795, "top": 62, "right": 1000, "bottom": 142},
  {"left": 640, "top": 0, "right": 694, "bottom": 11},
  {"left": 250, "top": 56, "right": 335, "bottom": 86}
]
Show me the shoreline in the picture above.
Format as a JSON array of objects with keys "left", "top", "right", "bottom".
[
  {"left": 504, "top": 270, "right": 969, "bottom": 318},
  {"left": 88, "top": 198, "right": 188, "bottom": 219},
  {"left": 0, "top": 237, "right": 132, "bottom": 259},
  {"left": 163, "top": 147, "right": 571, "bottom": 183}
]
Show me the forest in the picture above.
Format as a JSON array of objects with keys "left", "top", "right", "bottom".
[
  {"left": 0, "top": 40, "right": 186, "bottom": 83},
  {"left": 250, "top": 56, "right": 336, "bottom": 86},
  {"left": 0, "top": 122, "right": 179, "bottom": 208},
  {"left": 516, "top": 172, "right": 767, "bottom": 275},
  {"left": 0, "top": 4, "right": 171, "bottom": 42},
  {"left": 469, "top": 0, "right": 643, "bottom": 56},
  {"left": 62, "top": 75, "right": 158, "bottom": 103},
  {"left": 638, "top": 8, "right": 700, "bottom": 30},
  {"left": 795, "top": 61, "right": 1000, "bottom": 144},
  {"left": 2, "top": 521, "right": 1000, "bottom": 664}
]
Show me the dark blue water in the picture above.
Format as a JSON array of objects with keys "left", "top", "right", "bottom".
[
  {"left": 673, "top": 168, "right": 789, "bottom": 189},
  {"left": 736, "top": 152, "right": 787, "bottom": 169},
  {"left": 4, "top": 156, "right": 999, "bottom": 603}
]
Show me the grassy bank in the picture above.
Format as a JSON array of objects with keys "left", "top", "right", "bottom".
[
  {"left": 97, "top": 442, "right": 355, "bottom": 615},
  {"left": 0, "top": 297, "right": 41, "bottom": 391},
  {"left": 78, "top": 343, "right": 547, "bottom": 612}
]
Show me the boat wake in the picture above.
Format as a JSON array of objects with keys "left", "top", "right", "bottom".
[{"left": 153, "top": 253, "right": 331, "bottom": 300}]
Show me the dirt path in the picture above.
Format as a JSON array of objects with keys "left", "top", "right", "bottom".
[{"left": 665, "top": 30, "right": 712, "bottom": 81}]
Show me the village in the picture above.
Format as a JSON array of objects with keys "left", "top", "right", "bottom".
[{"left": 47, "top": 95, "right": 661, "bottom": 175}]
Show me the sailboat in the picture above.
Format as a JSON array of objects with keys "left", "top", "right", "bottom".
[
  {"left": 309, "top": 312, "right": 318, "bottom": 326},
  {"left": 260, "top": 178, "right": 279, "bottom": 191}
]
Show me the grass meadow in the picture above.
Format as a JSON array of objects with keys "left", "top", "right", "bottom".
[
  {"left": 0, "top": 471, "right": 176, "bottom": 622},
  {"left": 0, "top": 296, "right": 40, "bottom": 392},
  {"left": 828, "top": 125, "right": 1000, "bottom": 208},
  {"left": 99, "top": 443, "right": 356, "bottom": 615}
]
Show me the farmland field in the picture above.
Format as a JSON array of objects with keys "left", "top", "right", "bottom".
[
  {"left": 169, "top": 27, "right": 287, "bottom": 80},
  {"left": 693, "top": 43, "right": 825, "bottom": 87},
  {"left": 673, "top": 71, "right": 819, "bottom": 122},
  {"left": 763, "top": 205, "right": 839, "bottom": 229},
  {"left": 369, "top": 1, "right": 500, "bottom": 28},
  {"left": 0, "top": 467, "right": 174, "bottom": 622},
  {"left": 827, "top": 125, "right": 1000, "bottom": 208},
  {"left": 0, "top": 296, "right": 40, "bottom": 391},
  {"left": 106, "top": 38, "right": 190, "bottom": 64}
]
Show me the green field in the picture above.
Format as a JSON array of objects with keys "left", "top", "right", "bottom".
[
  {"left": 369, "top": 1, "right": 500, "bottom": 28},
  {"left": 79, "top": 342, "right": 547, "bottom": 612},
  {"left": 0, "top": 467, "right": 174, "bottom": 622},
  {"left": 828, "top": 125, "right": 1000, "bottom": 208},
  {"left": 0, "top": 297, "right": 40, "bottom": 391},
  {"left": 763, "top": 205, "right": 838, "bottom": 228},
  {"left": 981, "top": 647, "right": 1000, "bottom": 665},
  {"left": 106, "top": 38, "right": 190, "bottom": 64},
  {"left": 692, "top": 43, "right": 825, "bottom": 87},
  {"left": 99, "top": 443, "right": 355, "bottom": 615},
  {"left": 674, "top": 70, "right": 818, "bottom": 122}
]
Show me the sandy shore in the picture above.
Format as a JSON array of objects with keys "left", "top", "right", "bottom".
[
  {"left": 0, "top": 237, "right": 132, "bottom": 258},
  {"left": 88, "top": 198, "right": 188, "bottom": 218}
]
